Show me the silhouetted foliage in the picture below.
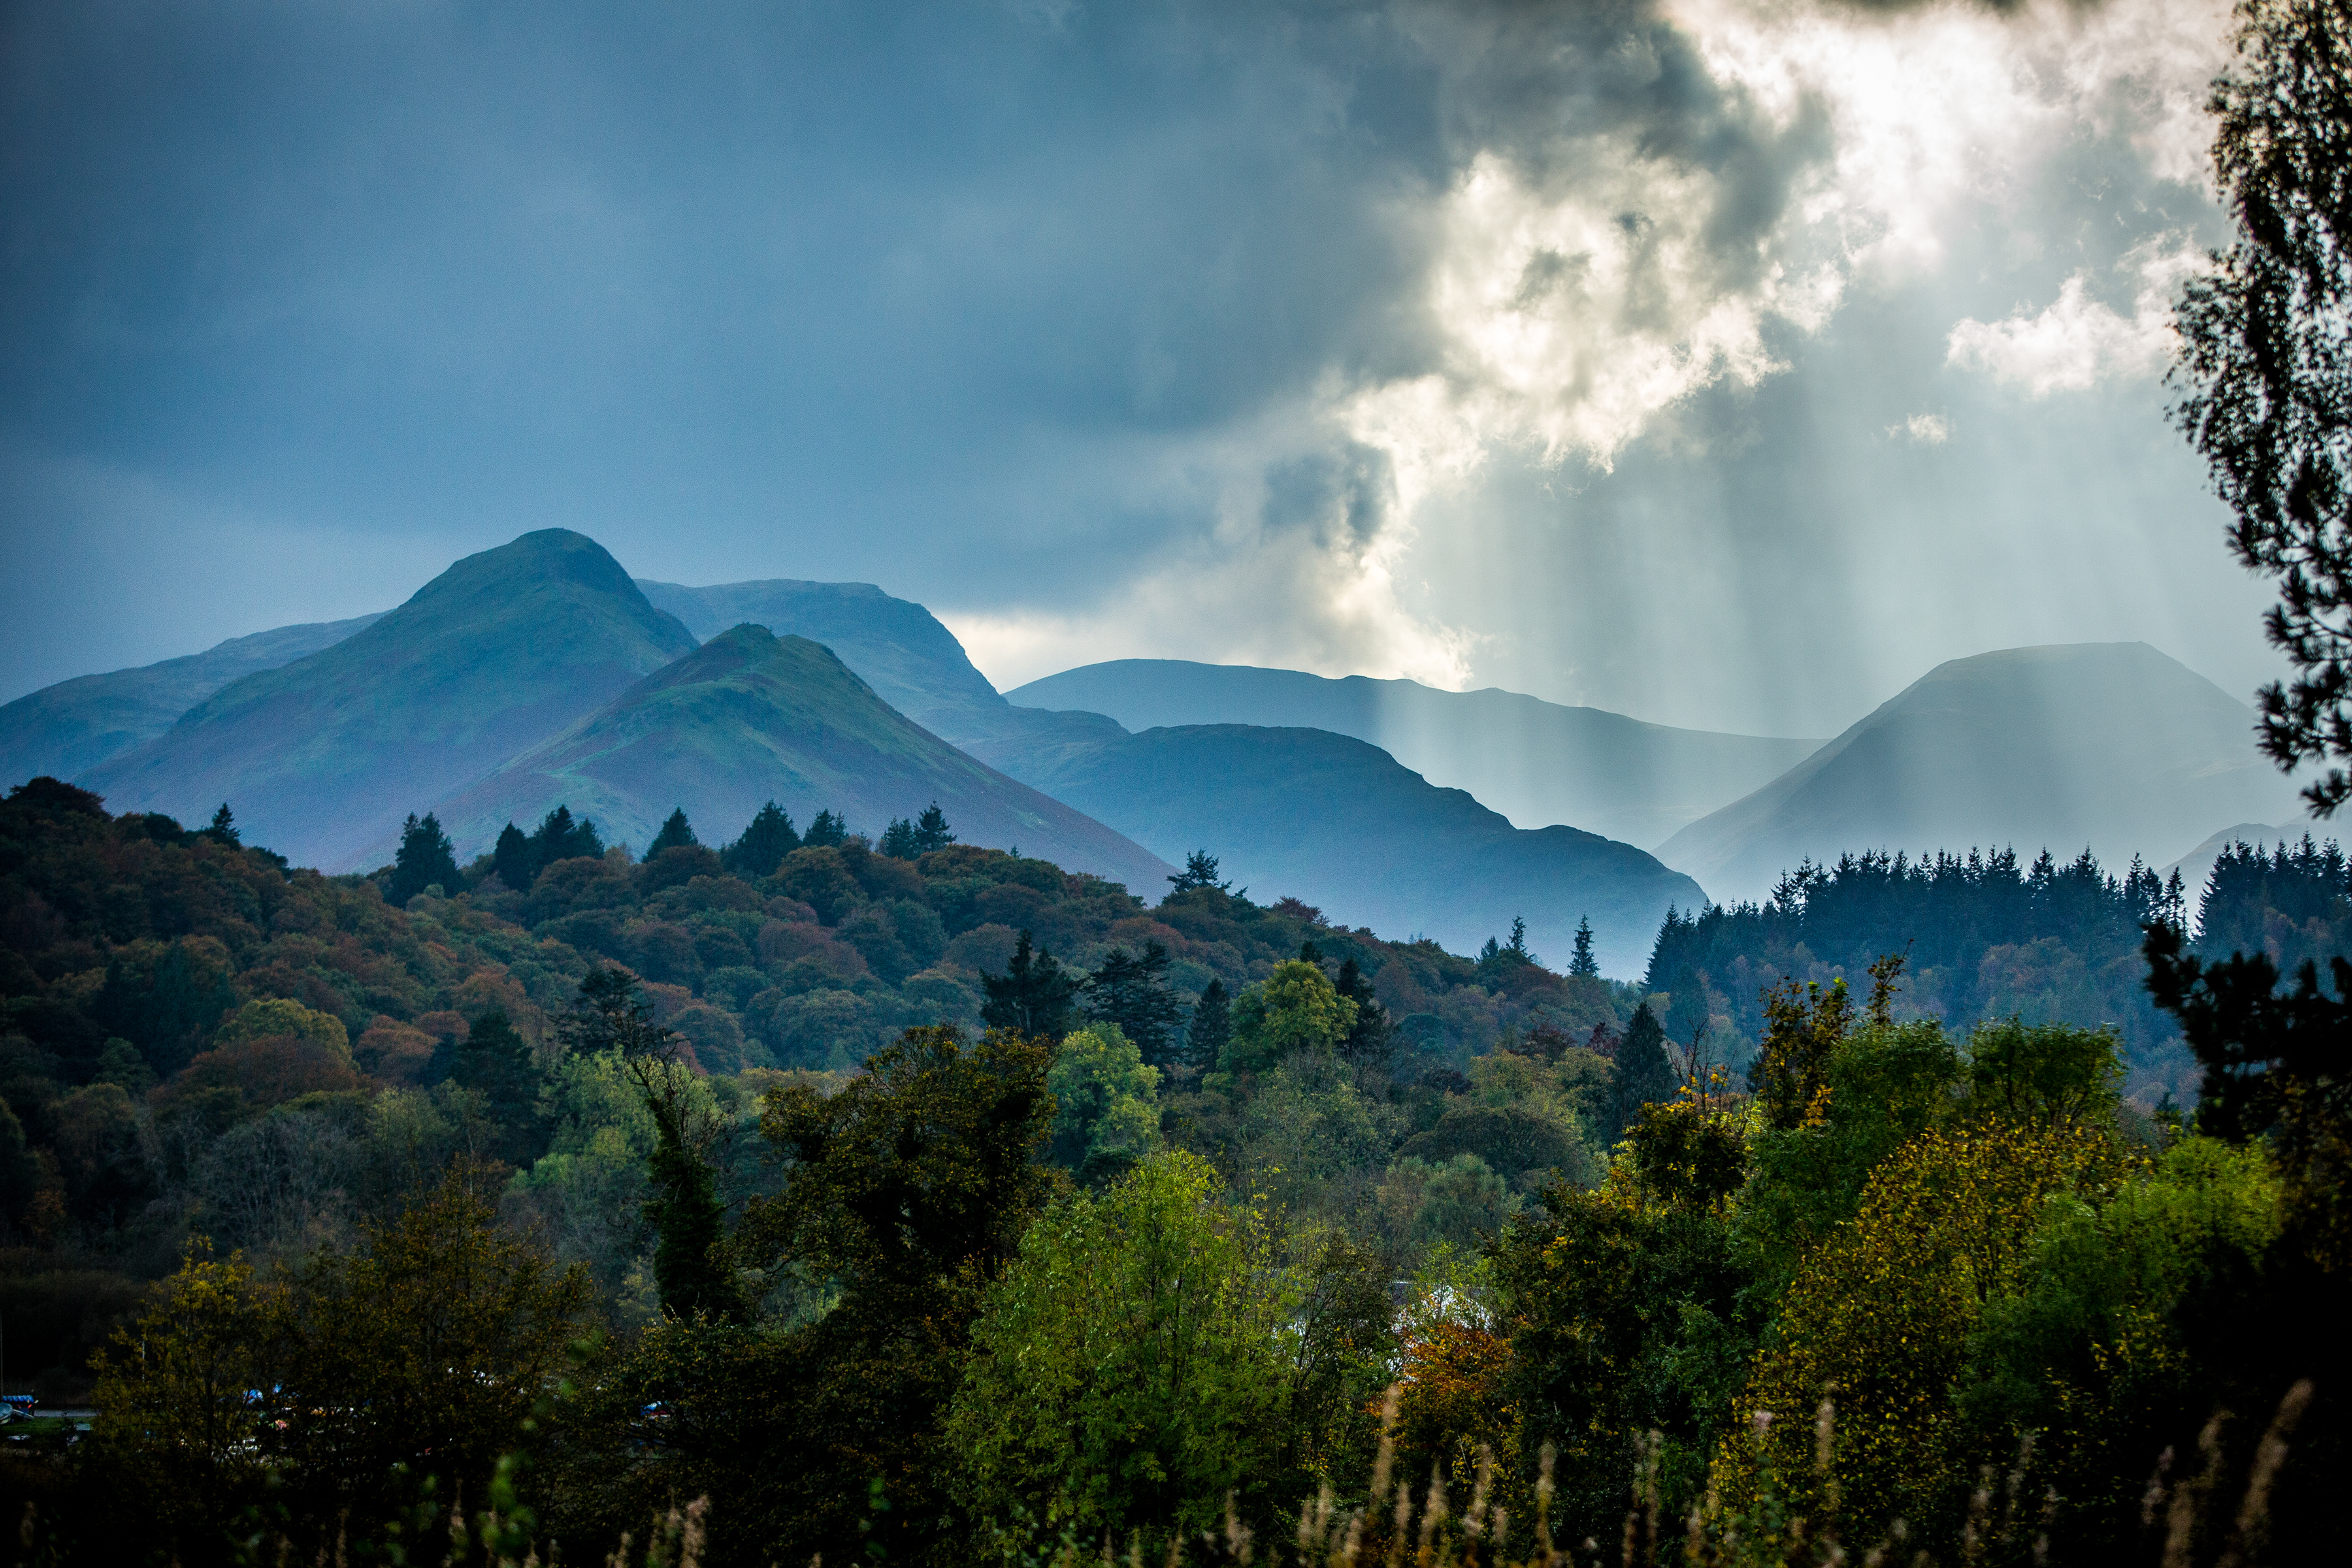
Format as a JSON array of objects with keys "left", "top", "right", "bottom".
[
  {"left": 721, "top": 800, "right": 799, "bottom": 878},
  {"left": 646, "top": 806, "right": 698, "bottom": 856},
  {"left": 1081, "top": 939, "right": 1183, "bottom": 1065},
  {"left": 385, "top": 809, "right": 461, "bottom": 906},
  {"left": 981, "top": 929, "right": 1081, "bottom": 1041}
]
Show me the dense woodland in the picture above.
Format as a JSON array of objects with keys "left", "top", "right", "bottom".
[{"left": 0, "top": 776, "right": 2343, "bottom": 1566}]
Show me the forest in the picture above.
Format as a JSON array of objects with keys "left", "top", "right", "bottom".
[{"left": 0, "top": 770, "right": 2340, "bottom": 1567}]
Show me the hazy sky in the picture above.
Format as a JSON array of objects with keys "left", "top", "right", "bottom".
[{"left": 0, "top": 0, "right": 2277, "bottom": 736}]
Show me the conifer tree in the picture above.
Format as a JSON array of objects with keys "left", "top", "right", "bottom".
[
  {"left": 1081, "top": 940, "right": 1183, "bottom": 1065},
  {"left": 386, "top": 811, "right": 462, "bottom": 906},
  {"left": 981, "top": 930, "right": 1080, "bottom": 1040},
  {"left": 646, "top": 808, "right": 698, "bottom": 856},
  {"left": 804, "top": 808, "right": 848, "bottom": 849},
  {"left": 1167, "top": 849, "right": 1229, "bottom": 894},
  {"left": 1185, "top": 977, "right": 1232, "bottom": 1072},
  {"left": 913, "top": 802, "right": 956, "bottom": 853},
  {"left": 722, "top": 801, "right": 800, "bottom": 878},
  {"left": 1607, "top": 1002, "right": 1678, "bottom": 1139},
  {"left": 203, "top": 803, "right": 240, "bottom": 846},
  {"left": 1569, "top": 916, "right": 1600, "bottom": 977},
  {"left": 879, "top": 817, "right": 921, "bottom": 860},
  {"left": 1333, "top": 955, "right": 1390, "bottom": 1066},
  {"left": 491, "top": 821, "right": 534, "bottom": 890}
]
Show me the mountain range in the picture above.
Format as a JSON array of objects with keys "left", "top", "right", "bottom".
[
  {"left": 0, "top": 612, "right": 384, "bottom": 787},
  {"left": 1655, "top": 642, "right": 2310, "bottom": 905},
  {"left": 1, "top": 534, "right": 2321, "bottom": 979},
  {"left": 1008, "top": 659, "right": 1823, "bottom": 847},
  {"left": 412, "top": 623, "right": 1174, "bottom": 892}
]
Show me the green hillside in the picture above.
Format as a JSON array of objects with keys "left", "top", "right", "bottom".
[
  {"left": 1012, "top": 722, "right": 1705, "bottom": 977},
  {"left": 415, "top": 624, "right": 1173, "bottom": 891},
  {"left": 1656, "top": 643, "right": 2308, "bottom": 904},
  {"left": 1010, "top": 658, "right": 1825, "bottom": 845},
  {"left": 0, "top": 612, "right": 383, "bottom": 786},
  {"left": 81, "top": 531, "right": 698, "bottom": 872}
]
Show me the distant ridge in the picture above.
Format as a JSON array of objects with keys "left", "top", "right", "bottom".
[
  {"left": 1656, "top": 643, "right": 2309, "bottom": 906},
  {"left": 0, "top": 613, "right": 384, "bottom": 787},
  {"left": 410, "top": 625, "right": 1173, "bottom": 890},
  {"left": 1007, "top": 659, "right": 1823, "bottom": 845},
  {"left": 84, "top": 530, "right": 699, "bottom": 870},
  {"left": 1009, "top": 722, "right": 1705, "bottom": 978}
]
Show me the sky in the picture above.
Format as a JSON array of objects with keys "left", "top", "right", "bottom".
[{"left": 0, "top": 0, "right": 2280, "bottom": 738}]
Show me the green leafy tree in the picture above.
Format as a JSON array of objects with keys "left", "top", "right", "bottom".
[
  {"left": 1607, "top": 1002, "right": 1678, "bottom": 1139},
  {"left": 981, "top": 929, "right": 1080, "bottom": 1039},
  {"left": 1081, "top": 940, "right": 1183, "bottom": 1064},
  {"left": 561, "top": 967, "right": 738, "bottom": 1321},
  {"left": 802, "top": 807, "right": 847, "bottom": 848},
  {"left": 946, "top": 1150, "right": 1309, "bottom": 1548},
  {"left": 646, "top": 806, "right": 698, "bottom": 856},
  {"left": 1222, "top": 959, "right": 1358, "bottom": 1075},
  {"left": 1569, "top": 915, "right": 1601, "bottom": 977},
  {"left": 913, "top": 802, "right": 956, "bottom": 852},
  {"left": 2173, "top": 0, "right": 2352, "bottom": 813},
  {"left": 1045, "top": 1022, "right": 1162, "bottom": 1186},
  {"left": 721, "top": 800, "right": 799, "bottom": 878}
]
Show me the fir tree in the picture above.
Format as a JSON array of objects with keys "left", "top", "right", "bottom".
[
  {"left": 386, "top": 811, "right": 462, "bottom": 906},
  {"left": 527, "top": 804, "right": 604, "bottom": 869},
  {"left": 879, "top": 817, "right": 921, "bottom": 860},
  {"left": 646, "top": 808, "right": 698, "bottom": 857},
  {"left": 1081, "top": 941, "right": 1184, "bottom": 1065},
  {"left": 1167, "top": 849, "right": 1230, "bottom": 893},
  {"left": 723, "top": 802, "right": 799, "bottom": 879},
  {"left": 1607, "top": 1002, "right": 1678, "bottom": 1139},
  {"left": 1569, "top": 916, "right": 1600, "bottom": 977},
  {"left": 203, "top": 803, "right": 240, "bottom": 846},
  {"left": 1333, "top": 955, "right": 1390, "bottom": 1066},
  {"left": 491, "top": 822, "right": 534, "bottom": 891},
  {"left": 981, "top": 930, "right": 1080, "bottom": 1039},
  {"left": 913, "top": 802, "right": 956, "bottom": 853},
  {"left": 804, "top": 808, "right": 848, "bottom": 849},
  {"left": 436, "top": 1008, "right": 546, "bottom": 1163},
  {"left": 1185, "top": 977, "right": 1231, "bottom": 1072}
]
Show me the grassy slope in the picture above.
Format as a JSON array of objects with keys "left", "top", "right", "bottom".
[
  {"left": 1656, "top": 642, "right": 2310, "bottom": 906},
  {"left": 1012, "top": 722, "right": 1705, "bottom": 978},
  {"left": 82, "top": 531, "right": 698, "bottom": 871},
  {"left": 0, "top": 615, "right": 385, "bottom": 788},
  {"left": 1008, "top": 658, "right": 1825, "bottom": 846},
  {"left": 416, "top": 625, "right": 1175, "bottom": 891}
]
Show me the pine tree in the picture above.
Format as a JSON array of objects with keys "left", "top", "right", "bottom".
[
  {"left": 203, "top": 803, "right": 240, "bottom": 846},
  {"left": 492, "top": 822, "right": 534, "bottom": 891},
  {"left": 913, "top": 802, "right": 956, "bottom": 853},
  {"left": 1569, "top": 916, "right": 1600, "bottom": 977},
  {"left": 981, "top": 930, "right": 1080, "bottom": 1039},
  {"left": 647, "top": 808, "right": 698, "bottom": 857},
  {"left": 1186, "top": 978, "right": 1231, "bottom": 1072},
  {"left": 804, "top": 808, "right": 848, "bottom": 849},
  {"left": 723, "top": 802, "right": 800, "bottom": 879},
  {"left": 440, "top": 1008, "right": 546, "bottom": 1163},
  {"left": 386, "top": 811, "right": 463, "bottom": 906},
  {"left": 1167, "top": 849, "right": 1230, "bottom": 894},
  {"left": 879, "top": 817, "right": 921, "bottom": 860},
  {"left": 1081, "top": 941, "right": 1184, "bottom": 1065},
  {"left": 1333, "top": 956, "right": 1390, "bottom": 1066},
  {"left": 528, "top": 804, "right": 604, "bottom": 870},
  {"left": 1607, "top": 1002, "right": 1678, "bottom": 1139}
]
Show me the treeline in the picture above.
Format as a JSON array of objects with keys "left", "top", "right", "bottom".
[{"left": 1643, "top": 847, "right": 2193, "bottom": 1095}]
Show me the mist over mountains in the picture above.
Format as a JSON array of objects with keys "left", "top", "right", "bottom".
[
  {"left": 0, "top": 531, "right": 2315, "bottom": 979},
  {"left": 1009, "top": 660, "right": 1823, "bottom": 847},
  {"left": 1656, "top": 643, "right": 2308, "bottom": 906}
]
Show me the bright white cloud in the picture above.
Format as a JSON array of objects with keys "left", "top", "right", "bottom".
[
  {"left": 1946, "top": 236, "right": 2203, "bottom": 396},
  {"left": 1895, "top": 412, "right": 1951, "bottom": 445}
]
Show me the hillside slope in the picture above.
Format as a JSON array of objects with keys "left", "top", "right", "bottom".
[
  {"left": 1009, "top": 659, "right": 1823, "bottom": 845},
  {"left": 415, "top": 625, "right": 1174, "bottom": 891},
  {"left": 84, "top": 531, "right": 698, "bottom": 870},
  {"left": 1656, "top": 642, "right": 2308, "bottom": 905},
  {"left": 1015, "top": 723, "right": 1705, "bottom": 977},
  {"left": 0, "top": 613, "right": 384, "bottom": 787}
]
